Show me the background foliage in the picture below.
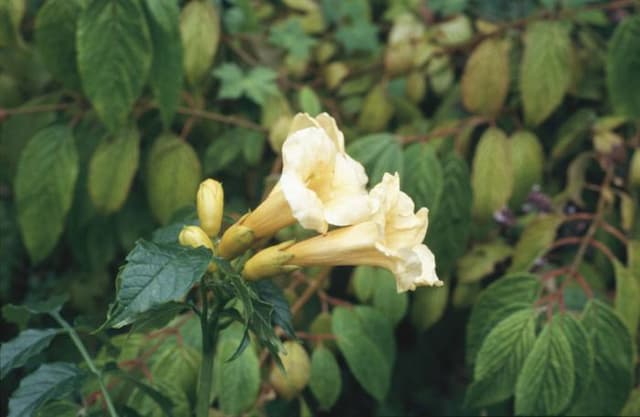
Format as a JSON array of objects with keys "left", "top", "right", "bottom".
[{"left": 1, "top": 0, "right": 640, "bottom": 416}]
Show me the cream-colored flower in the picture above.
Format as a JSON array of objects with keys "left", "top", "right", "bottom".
[
  {"left": 243, "top": 173, "right": 442, "bottom": 292},
  {"left": 197, "top": 179, "right": 224, "bottom": 237},
  {"left": 179, "top": 225, "right": 217, "bottom": 272},
  {"left": 219, "top": 113, "right": 370, "bottom": 258}
]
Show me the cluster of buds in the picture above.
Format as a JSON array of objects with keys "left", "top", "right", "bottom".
[{"left": 180, "top": 113, "right": 442, "bottom": 293}]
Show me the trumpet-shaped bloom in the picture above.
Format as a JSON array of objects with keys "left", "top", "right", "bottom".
[
  {"left": 219, "top": 113, "right": 370, "bottom": 258},
  {"left": 243, "top": 173, "right": 442, "bottom": 292}
]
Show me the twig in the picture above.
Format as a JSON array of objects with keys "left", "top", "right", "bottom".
[
  {"left": 176, "top": 107, "right": 266, "bottom": 132},
  {"left": 400, "top": 116, "right": 488, "bottom": 145}
]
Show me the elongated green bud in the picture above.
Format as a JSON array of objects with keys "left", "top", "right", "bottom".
[{"left": 243, "top": 240, "right": 298, "bottom": 280}]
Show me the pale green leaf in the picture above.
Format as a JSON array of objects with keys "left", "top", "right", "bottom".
[
  {"left": 509, "top": 130, "right": 544, "bottom": 208},
  {"left": 457, "top": 239, "right": 513, "bottom": 284},
  {"left": 309, "top": 346, "right": 342, "bottom": 410},
  {"left": 88, "top": 127, "right": 140, "bottom": 214},
  {"left": 509, "top": 214, "right": 563, "bottom": 273},
  {"left": 403, "top": 143, "right": 443, "bottom": 217},
  {"left": 557, "top": 313, "right": 594, "bottom": 410},
  {"left": 15, "top": 125, "right": 78, "bottom": 262},
  {"left": 520, "top": 21, "right": 572, "bottom": 126},
  {"left": 180, "top": 0, "right": 220, "bottom": 86},
  {"left": 77, "top": 0, "right": 152, "bottom": 131},
  {"left": 298, "top": 86, "right": 322, "bottom": 116},
  {"left": 411, "top": 284, "right": 449, "bottom": 331},
  {"left": 352, "top": 266, "right": 407, "bottom": 326}
]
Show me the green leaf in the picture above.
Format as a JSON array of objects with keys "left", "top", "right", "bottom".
[
  {"left": 242, "top": 130, "right": 265, "bottom": 166},
  {"left": 130, "top": 302, "right": 188, "bottom": 333},
  {"left": 332, "top": 307, "right": 391, "bottom": 401},
  {"left": 514, "top": 316, "right": 575, "bottom": 416},
  {"left": 35, "top": 401, "right": 80, "bottom": 417},
  {"left": 508, "top": 214, "right": 563, "bottom": 273},
  {"left": 105, "top": 240, "right": 211, "bottom": 328},
  {"left": 88, "top": 127, "right": 140, "bottom": 214},
  {"left": 214, "top": 323, "right": 261, "bottom": 416},
  {"left": 509, "top": 130, "right": 544, "bottom": 208},
  {"left": 613, "top": 259, "right": 640, "bottom": 339},
  {"left": 77, "top": 0, "right": 152, "bottom": 132},
  {"left": 607, "top": 15, "right": 640, "bottom": 120},
  {"left": 108, "top": 368, "right": 175, "bottom": 417},
  {"left": 213, "top": 63, "right": 279, "bottom": 105},
  {"left": 269, "top": 19, "right": 317, "bottom": 59},
  {"left": 251, "top": 280, "right": 296, "bottom": 338},
  {"left": 143, "top": 0, "right": 183, "bottom": 126},
  {"left": 568, "top": 300, "right": 634, "bottom": 416},
  {"left": 427, "top": 153, "right": 472, "bottom": 276},
  {"left": 550, "top": 108, "right": 597, "bottom": 161},
  {"left": 15, "top": 125, "right": 79, "bottom": 262},
  {"left": 457, "top": 239, "right": 513, "bottom": 284},
  {"left": 520, "top": 21, "right": 572, "bottom": 126},
  {"left": 466, "top": 273, "right": 541, "bottom": 365},
  {"left": 411, "top": 284, "right": 449, "bottom": 332},
  {"left": 151, "top": 343, "right": 200, "bottom": 401},
  {"left": 146, "top": 134, "right": 201, "bottom": 225},
  {"left": 471, "top": 127, "right": 513, "bottom": 221},
  {"left": 465, "top": 309, "right": 537, "bottom": 408},
  {"left": 8, "top": 363, "right": 84, "bottom": 417},
  {"left": 461, "top": 38, "right": 511, "bottom": 117},
  {"left": 34, "top": 0, "right": 82, "bottom": 89},
  {"left": 180, "top": 0, "right": 220, "bottom": 86},
  {"left": 352, "top": 267, "right": 408, "bottom": 326},
  {"left": 310, "top": 346, "right": 342, "bottom": 410},
  {"left": 0, "top": 328, "right": 59, "bottom": 379},
  {"left": 347, "top": 133, "right": 403, "bottom": 185},
  {"left": 403, "top": 143, "right": 444, "bottom": 217},
  {"left": 556, "top": 313, "right": 594, "bottom": 410},
  {"left": 298, "top": 86, "right": 322, "bottom": 116},
  {"left": 354, "top": 305, "right": 396, "bottom": 364},
  {"left": 335, "top": 20, "right": 379, "bottom": 54},
  {"left": 622, "top": 388, "right": 640, "bottom": 417}
]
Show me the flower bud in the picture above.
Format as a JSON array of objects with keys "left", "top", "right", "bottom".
[
  {"left": 217, "top": 214, "right": 256, "bottom": 259},
  {"left": 243, "top": 241, "right": 298, "bottom": 280},
  {"left": 197, "top": 179, "right": 224, "bottom": 237},
  {"left": 179, "top": 226, "right": 216, "bottom": 272},
  {"left": 269, "top": 341, "right": 311, "bottom": 400}
]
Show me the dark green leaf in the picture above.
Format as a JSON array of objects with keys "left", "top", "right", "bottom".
[
  {"left": 352, "top": 267, "right": 408, "bottom": 326},
  {"left": 465, "top": 309, "right": 537, "bottom": 408},
  {"left": 508, "top": 214, "right": 563, "bottom": 273},
  {"left": 514, "top": 316, "right": 575, "bottom": 415},
  {"left": 335, "top": 20, "right": 379, "bottom": 54},
  {"left": 8, "top": 363, "right": 84, "bottom": 417},
  {"left": 88, "top": 127, "right": 140, "bottom": 214},
  {"left": 15, "top": 125, "right": 78, "bottom": 262},
  {"left": 310, "top": 346, "right": 342, "bottom": 410},
  {"left": 568, "top": 300, "right": 634, "bottom": 416},
  {"left": 143, "top": 0, "right": 183, "bottom": 126},
  {"left": 1, "top": 328, "right": 59, "bottom": 379},
  {"left": 347, "top": 133, "right": 403, "bottom": 185},
  {"left": 466, "top": 273, "right": 541, "bottom": 365},
  {"left": 269, "top": 19, "right": 317, "bottom": 59},
  {"left": 403, "top": 143, "right": 444, "bottom": 217},
  {"left": 105, "top": 240, "right": 211, "bottom": 328},
  {"left": 427, "top": 153, "right": 472, "bottom": 276},
  {"left": 77, "top": 0, "right": 152, "bottom": 131},
  {"left": 332, "top": 307, "right": 391, "bottom": 401},
  {"left": 34, "top": 0, "right": 82, "bottom": 89},
  {"left": 251, "top": 280, "right": 295, "bottom": 338},
  {"left": 613, "top": 259, "right": 640, "bottom": 339},
  {"left": 607, "top": 15, "right": 640, "bottom": 120},
  {"left": 213, "top": 63, "right": 278, "bottom": 105},
  {"left": 130, "top": 302, "right": 189, "bottom": 333}
]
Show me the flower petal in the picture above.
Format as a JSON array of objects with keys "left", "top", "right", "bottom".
[
  {"left": 394, "top": 244, "right": 442, "bottom": 292},
  {"left": 280, "top": 171, "right": 327, "bottom": 233},
  {"left": 315, "top": 113, "right": 345, "bottom": 150}
]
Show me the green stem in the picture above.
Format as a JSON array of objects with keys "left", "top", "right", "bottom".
[
  {"left": 196, "top": 282, "right": 216, "bottom": 417},
  {"left": 51, "top": 312, "right": 119, "bottom": 417}
]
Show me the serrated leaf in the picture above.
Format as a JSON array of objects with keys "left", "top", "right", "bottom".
[
  {"left": 465, "top": 309, "right": 537, "bottom": 408},
  {"left": 335, "top": 20, "right": 379, "bottom": 54},
  {"left": 105, "top": 240, "right": 211, "bottom": 328},
  {"left": 77, "top": 0, "right": 152, "bottom": 131},
  {"left": 213, "top": 63, "right": 279, "bottom": 105},
  {"left": 15, "top": 125, "right": 78, "bottom": 262},
  {"left": 352, "top": 267, "right": 408, "bottom": 326},
  {"left": 88, "top": 127, "right": 140, "bottom": 214},
  {"left": 269, "top": 19, "right": 317, "bottom": 59},
  {"left": 332, "top": 307, "right": 391, "bottom": 401},
  {"left": 462, "top": 38, "right": 510, "bottom": 117},
  {"left": 347, "top": 133, "right": 403, "bottom": 185},
  {"left": 471, "top": 127, "right": 513, "bottom": 221},
  {"left": 607, "top": 16, "right": 640, "bottom": 120},
  {"left": 514, "top": 316, "right": 575, "bottom": 415},
  {"left": 568, "top": 300, "right": 634, "bottom": 416},
  {"left": 251, "top": 280, "right": 296, "bottom": 338},
  {"left": 146, "top": 134, "right": 201, "bottom": 225},
  {"left": 35, "top": 400, "right": 80, "bottom": 417},
  {"left": 108, "top": 368, "right": 175, "bottom": 417},
  {"left": 427, "top": 153, "right": 472, "bottom": 276},
  {"left": 144, "top": 0, "right": 183, "bottom": 126},
  {"left": 411, "top": 283, "right": 449, "bottom": 331},
  {"left": 403, "top": 143, "right": 443, "bottom": 217},
  {"left": 8, "top": 363, "right": 84, "bottom": 417},
  {"left": 466, "top": 273, "right": 541, "bottom": 365},
  {"left": 457, "top": 239, "right": 513, "bottom": 284},
  {"left": 310, "top": 346, "right": 341, "bottom": 410},
  {"left": 509, "top": 214, "right": 563, "bottom": 273},
  {"left": 1, "top": 328, "right": 59, "bottom": 379},
  {"left": 213, "top": 323, "right": 261, "bottom": 416},
  {"left": 180, "top": 0, "right": 220, "bottom": 86},
  {"left": 557, "top": 313, "right": 593, "bottom": 410},
  {"left": 151, "top": 343, "right": 200, "bottom": 401},
  {"left": 520, "top": 21, "right": 572, "bottom": 126},
  {"left": 613, "top": 259, "right": 640, "bottom": 339},
  {"left": 34, "top": 0, "right": 82, "bottom": 89}
]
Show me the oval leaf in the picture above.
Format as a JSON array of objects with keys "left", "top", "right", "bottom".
[
  {"left": 0, "top": 328, "right": 58, "bottom": 379},
  {"left": 309, "top": 346, "right": 342, "bottom": 410},
  {"left": 607, "top": 16, "right": 640, "bottom": 120}
]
